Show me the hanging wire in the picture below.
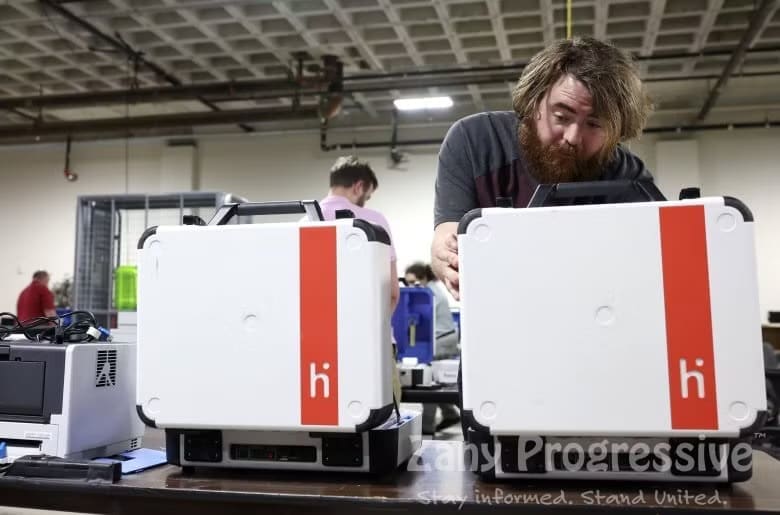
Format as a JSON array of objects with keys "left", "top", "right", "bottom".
[
  {"left": 124, "top": 57, "right": 131, "bottom": 194},
  {"left": 123, "top": 53, "right": 141, "bottom": 194},
  {"left": 567, "top": 0, "right": 573, "bottom": 39}
]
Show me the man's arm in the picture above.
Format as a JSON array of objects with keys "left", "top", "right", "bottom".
[
  {"left": 390, "top": 260, "right": 400, "bottom": 312},
  {"left": 433, "top": 121, "right": 478, "bottom": 228},
  {"left": 41, "top": 289, "right": 56, "bottom": 318},
  {"left": 431, "top": 120, "right": 477, "bottom": 299}
]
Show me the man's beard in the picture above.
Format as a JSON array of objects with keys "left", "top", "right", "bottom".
[
  {"left": 520, "top": 120, "right": 608, "bottom": 184},
  {"left": 354, "top": 193, "right": 368, "bottom": 207}
]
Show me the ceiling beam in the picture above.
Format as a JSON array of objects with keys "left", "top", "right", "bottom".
[
  {"left": 683, "top": 0, "right": 726, "bottom": 74},
  {"left": 431, "top": 0, "right": 484, "bottom": 111},
  {"left": 639, "top": 0, "right": 666, "bottom": 75},
  {"left": 321, "top": 0, "right": 387, "bottom": 117},
  {"left": 373, "top": 0, "right": 440, "bottom": 110},
  {"left": 694, "top": 0, "right": 780, "bottom": 122},
  {"left": 594, "top": 1, "right": 608, "bottom": 41},
  {"left": 487, "top": 0, "right": 515, "bottom": 97},
  {"left": 272, "top": 1, "right": 377, "bottom": 118},
  {"left": 39, "top": 0, "right": 254, "bottom": 132},
  {"left": 40, "top": 0, "right": 181, "bottom": 86},
  {"left": 541, "top": 0, "right": 556, "bottom": 46}
]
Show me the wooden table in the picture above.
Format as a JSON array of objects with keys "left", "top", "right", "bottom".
[{"left": 0, "top": 438, "right": 779, "bottom": 515}]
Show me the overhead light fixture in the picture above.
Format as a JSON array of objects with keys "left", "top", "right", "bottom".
[{"left": 393, "top": 96, "right": 453, "bottom": 111}]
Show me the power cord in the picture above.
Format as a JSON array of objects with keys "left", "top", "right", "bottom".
[{"left": 0, "top": 311, "right": 111, "bottom": 343}]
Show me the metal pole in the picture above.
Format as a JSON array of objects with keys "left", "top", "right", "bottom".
[{"left": 108, "top": 199, "right": 116, "bottom": 328}]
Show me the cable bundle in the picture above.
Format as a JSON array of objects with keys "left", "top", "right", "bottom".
[{"left": 0, "top": 311, "right": 110, "bottom": 344}]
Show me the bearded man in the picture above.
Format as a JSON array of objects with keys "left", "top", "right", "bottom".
[{"left": 431, "top": 37, "right": 655, "bottom": 298}]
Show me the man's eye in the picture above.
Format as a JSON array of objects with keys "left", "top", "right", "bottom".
[
  {"left": 588, "top": 121, "right": 602, "bottom": 129},
  {"left": 553, "top": 113, "right": 568, "bottom": 122}
]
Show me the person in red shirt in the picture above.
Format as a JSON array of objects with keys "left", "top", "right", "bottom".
[{"left": 17, "top": 270, "right": 56, "bottom": 322}]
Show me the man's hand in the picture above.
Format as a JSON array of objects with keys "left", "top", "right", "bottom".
[{"left": 431, "top": 222, "right": 460, "bottom": 299}]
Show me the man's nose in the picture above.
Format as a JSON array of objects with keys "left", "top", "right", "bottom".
[{"left": 563, "top": 123, "right": 582, "bottom": 148}]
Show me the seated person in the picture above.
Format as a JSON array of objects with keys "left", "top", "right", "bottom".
[{"left": 405, "top": 262, "right": 459, "bottom": 434}]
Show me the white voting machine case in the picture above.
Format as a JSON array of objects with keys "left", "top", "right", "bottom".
[
  {"left": 136, "top": 200, "right": 420, "bottom": 473},
  {"left": 457, "top": 181, "right": 766, "bottom": 482}
]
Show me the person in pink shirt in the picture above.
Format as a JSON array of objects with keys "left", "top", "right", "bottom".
[{"left": 319, "top": 156, "right": 400, "bottom": 311}]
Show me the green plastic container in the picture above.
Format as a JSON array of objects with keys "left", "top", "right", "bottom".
[{"left": 115, "top": 265, "right": 138, "bottom": 310}]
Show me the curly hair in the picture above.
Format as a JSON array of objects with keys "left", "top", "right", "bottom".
[
  {"left": 329, "top": 155, "right": 378, "bottom": 190},
  {"left": 512, "top": 37, "right": 652, "bottom": 156}
]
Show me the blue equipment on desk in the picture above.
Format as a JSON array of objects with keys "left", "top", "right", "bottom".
[
  {"left": 451, "top": 309, "right": 461, "bottom": 335},
  {"left": 391, "top": 287, "right": 435, "bottom": 364}
]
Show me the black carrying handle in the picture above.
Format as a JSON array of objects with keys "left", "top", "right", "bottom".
[
  {"left": 527, "top": 179, "right": 666, "bottom": 207},
  {"left": 208, "top": 200, "right": 323, "bottom": 225}
]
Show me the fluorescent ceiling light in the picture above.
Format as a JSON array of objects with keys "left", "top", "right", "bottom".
[{"left": 393, "top": 96, "right": 453, "bottom": 111}]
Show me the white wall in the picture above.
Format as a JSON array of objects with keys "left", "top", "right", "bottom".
[
  {"left": 654, "top": 139, "right": 701, "bottom": 199},
  {"left": 0, "top": 127, "right": 777, "bottom": 321},
  {"left": 0, "top": 140, "right": 164, "bottom": 312},
  {"left": 696, "top": 129, "right": 780, "bottom": 321}
]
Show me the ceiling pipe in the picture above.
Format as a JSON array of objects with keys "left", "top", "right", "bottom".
[
  {"left": 343, "top": 45, "right": 780, "bottom": 82},
  {"left": 5, "top": 67, "right": 780, "bottom": 113},
  {"left": 0, "top": 114, "right": 774, "bottom": 146},
  {"left": 319, "top": 118, "right": 441, "bottom": 152},
  {"left": 5, "top": 45, "right": 780, "bottom": 112},
  {"left": 319, "top": 119, "right": 780, "bottom": 151},
  {"left": 694, "top": 0, "right": 780, "bottom": 123},
  {"left": 109, "top": 69, "right": 780, "bottom": 107},
  {"left": 0, "top": 106, "right": 318, "bottom": 139},
  {"left": 0, "top": 79, "right": 311, "bottom": 110},
  {"left": 342, "top": 69, "right": 780, "bottom": 94},
  {"left": 644, "top": 120, "right": 779, "bottom": 132},
  {"left": 5, "top": 108, "right": 39, "bottom": 122}
]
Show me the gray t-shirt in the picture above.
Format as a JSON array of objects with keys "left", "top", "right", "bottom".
[{"left": 434, "top": 111, "right": 655, "bottom": 226}]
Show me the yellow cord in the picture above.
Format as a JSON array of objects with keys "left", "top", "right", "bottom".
[{"left": 567, "top": 0, "right": 572, "bottom": 39}]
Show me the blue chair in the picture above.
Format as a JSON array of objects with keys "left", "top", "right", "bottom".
[
  {"left": 391, "top": 287, "right": 435, "bottom": 364},
  {"left": 451, "top": 309, "right": 461, "bottom": 336}
]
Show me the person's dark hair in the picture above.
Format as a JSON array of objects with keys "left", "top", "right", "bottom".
[
  {"left": 329, "top": 156, "right": 378, "bottom": 190},
  {"left": 512, "top": 37, "right": 652, "bottom": 160},
  {"left": 32, "top": 270, "right": 49, "bottom": 281},
  {"left": 405, "top": 262, "right": 436, "bottom": 282}
]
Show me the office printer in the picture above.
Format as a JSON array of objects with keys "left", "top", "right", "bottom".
[
  {"left": 0, "top": 340, "right": 144, "bottom": 462},
  {"left": 136, "top": 200, "right": 421, "bottom": 473}
]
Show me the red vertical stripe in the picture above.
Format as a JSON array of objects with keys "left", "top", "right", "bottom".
[
  {"left": 300, "top": 226, "right": 339, "bottom": 426},
  {"left": 660, "top": 206, "right": 718, "bottom": 430}
]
